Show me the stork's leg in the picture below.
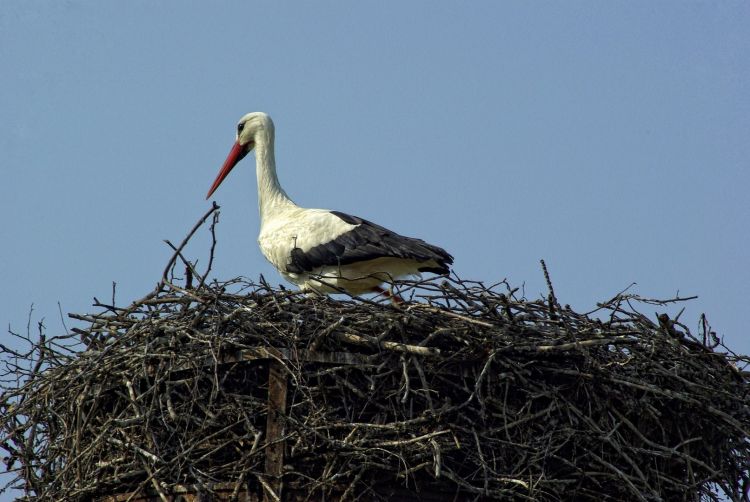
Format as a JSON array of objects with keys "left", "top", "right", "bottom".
[{"left": 372, "top": 285, "right": 405, "bottom": 305}]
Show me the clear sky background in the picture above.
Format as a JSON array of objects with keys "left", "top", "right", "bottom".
[{"left": 1, "top": 2, "right": 748, "bottom": 498}]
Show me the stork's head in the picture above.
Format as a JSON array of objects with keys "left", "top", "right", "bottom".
[{"left": 206, "top": 112, "right": 274, "bottom": 199}]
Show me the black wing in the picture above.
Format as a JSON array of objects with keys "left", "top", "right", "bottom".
[{"left": 286, "top": 210, "right": 453, "bottom": 275}]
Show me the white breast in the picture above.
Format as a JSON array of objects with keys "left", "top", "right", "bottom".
[{"left": 258, "top": 207, "right": 354, "bottom": 274}]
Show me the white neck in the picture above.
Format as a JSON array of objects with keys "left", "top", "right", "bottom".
[{"left": 253, "top": 128, "right": 294, "bottom": 224}]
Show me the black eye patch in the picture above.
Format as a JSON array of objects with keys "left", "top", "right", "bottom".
[{"left": 237, "top": 123, "right": 245, "bottom": 134}]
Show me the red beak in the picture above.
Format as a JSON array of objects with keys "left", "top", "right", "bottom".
[{"left": 206, "top": 142, "right": 249, "bottom": 199}]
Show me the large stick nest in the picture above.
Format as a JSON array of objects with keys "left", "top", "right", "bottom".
[{"left": 2, "top": 207, "right": 749, "bottom": 501}]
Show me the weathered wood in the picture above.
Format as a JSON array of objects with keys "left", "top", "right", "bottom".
[
  {"left": 221, "top": 347, "right": 371, "bottom": 366},
  {"left": 263, "top": 358, "right": 288, "bottom": 502},
  {"left": 98, "top": 482, "right": 259, "bottom": 501}
]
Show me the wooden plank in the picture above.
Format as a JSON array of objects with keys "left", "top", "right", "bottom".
[
  {"left": 222, "top": 348, "right": 372, "bottom": 366},
  {"left": 147, "top": 348, "right": 371, "bottom": 381},
  {"left": 99, "top": 482, "right": 259, "bottom": 501},
  {"left": 263, "top": 359, "right": 288, "bottom": 502}
]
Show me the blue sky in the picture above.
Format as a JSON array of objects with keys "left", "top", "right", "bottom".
[{"left": 1, "top": 2, "right": 748, "bottom": 498}]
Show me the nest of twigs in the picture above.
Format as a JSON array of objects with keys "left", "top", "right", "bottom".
[{"left": 2, "top": 207, "right": 749, "bottom": 501}]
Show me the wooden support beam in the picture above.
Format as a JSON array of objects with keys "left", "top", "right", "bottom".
[{"left": 263, "top": 359, "right": 288, "bottom": 502}]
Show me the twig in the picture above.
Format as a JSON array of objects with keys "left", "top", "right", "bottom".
[
  {"left": 2, "top": 207, "right": 747, "bottom": 502},
  {"left": 160, "top": 203, "right": 220, "bottom": 288}
]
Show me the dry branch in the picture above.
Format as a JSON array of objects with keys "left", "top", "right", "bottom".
[{"left": 1, "top": 209, "right": 748, "bottom": 502}]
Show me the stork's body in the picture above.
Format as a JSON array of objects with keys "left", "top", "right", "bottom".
[{"left": 206, "top": 112, "right": 453, "bottom": 296}]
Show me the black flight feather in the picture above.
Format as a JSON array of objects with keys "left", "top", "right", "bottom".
[{"left": 286, "top": 210, "right": 453, "bottom": 275}]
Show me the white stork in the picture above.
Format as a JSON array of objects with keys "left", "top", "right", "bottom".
[{"left": 206, "top": 112, "right": 453, "bottom": 297}]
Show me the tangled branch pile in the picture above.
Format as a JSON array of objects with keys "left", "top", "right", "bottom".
[{"left": 2, "top": 210, "right": 748, "bottom": 501}]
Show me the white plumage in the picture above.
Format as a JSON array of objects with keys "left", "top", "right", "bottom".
[{"left": 206, "top": 112, "right": 453, "bottom": 296}]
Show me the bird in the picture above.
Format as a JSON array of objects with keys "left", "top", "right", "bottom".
[{"left": 206, "top": 112, "right": 453, "bottom": 297}]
